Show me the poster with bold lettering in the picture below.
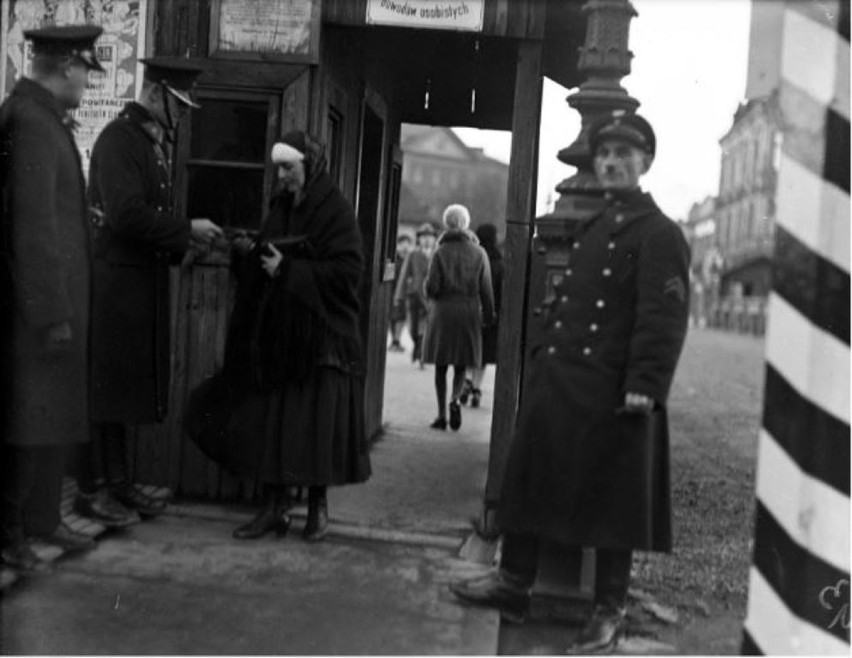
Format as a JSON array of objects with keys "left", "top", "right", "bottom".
[
  {"left": 0, "top": 0, "right": 148, "bottom": 174},
  {"left": 366, "top": 0, "right": 484, "bottom": 31}
]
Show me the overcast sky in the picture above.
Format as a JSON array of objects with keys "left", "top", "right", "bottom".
[{"left": 454, "top": 0, "right": 751, "bottom": 221}]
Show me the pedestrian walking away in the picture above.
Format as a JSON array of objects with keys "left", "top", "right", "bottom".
[
  {"left": 450, "top": 111, "right": 691, "bottom": 654},
  {"left": 422, "top": 204, "right": 495, "bottom": 431},
  {"left": 388, "top": 234, "right": 412, "bottom": 352},
  {"left": 78, "top": 57, "right": 223, "bottom": 527},
  {"left": 186, "top": 130, "right": 371, "bottom": 542},
  {"left": 394, "top": 222, "right": 437, "bottom": 367},
  {"left": 0, "top": 25, "right": 106, "bottom": 575}
]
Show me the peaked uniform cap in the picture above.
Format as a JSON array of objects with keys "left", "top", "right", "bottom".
[
  {"left": 588, "top": 111, "right": 656, "bottom": 156},
  {"left": 139, "top": 57, "right": 203, "bottom": 108},
  {"left": 24, "top": 25, "right": 105, "bottom": 72}
]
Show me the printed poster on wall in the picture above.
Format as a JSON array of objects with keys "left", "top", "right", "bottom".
[
  {"left": 211, "top": 0, "right": 320, "bottom": 62},
  {"left": 366, "top": 0, "right": 484, "bottom": 32},
  {"left": 1, "top": 0, "right": 148, "bottom": 173}
]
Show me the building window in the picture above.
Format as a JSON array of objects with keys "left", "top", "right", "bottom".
[{"left": 185, "top": 94, "right": 274, "bottom": 229}]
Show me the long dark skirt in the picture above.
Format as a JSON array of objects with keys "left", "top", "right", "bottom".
[
  {"left": 188, "top": 365, "right": 371, "bottom": 486},
  {"left": 256, "top": 366, "right": 371, "bottom": 486}
]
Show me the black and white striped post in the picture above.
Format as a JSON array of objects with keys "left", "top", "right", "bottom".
[{"left": 742, "top": 1, "right": 850, "bottom": 653}]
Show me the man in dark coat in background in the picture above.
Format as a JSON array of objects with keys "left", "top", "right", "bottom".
[
  {"left": 0, "top": 26, "right": 106, "bottom": 573},
  {"left": 75, "top": 58, "right": 222, "bottom": 525},
  {"left": 450, "top": 112, "right": 690, "bottom": 654}
]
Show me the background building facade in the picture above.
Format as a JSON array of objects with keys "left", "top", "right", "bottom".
[
  {"left": 716, "top": 93, "right": 782, "bottom": 299},
  {"left": 398, "top": 124, "right": 508, "bottom": 241}
]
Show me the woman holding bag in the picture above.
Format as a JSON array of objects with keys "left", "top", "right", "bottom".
[{"left": 209, "top": 131, "right": 370, "bottom": 541}]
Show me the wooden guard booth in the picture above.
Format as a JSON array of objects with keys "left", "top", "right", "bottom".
[{"left": 129, "top": 0, "right": 588, "bottom": 500}]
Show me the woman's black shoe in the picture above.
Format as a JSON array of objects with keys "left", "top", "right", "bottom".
[
  {"left": 449, "top": 400, "right": 462, "bottom": 430},
  {"left": 233, "top": 508, "right": 291, "bottom": 539},
  {"left": 470, "top": 389, "right": 482, "bottom": 408},
  {"left": 303, "top": 487, "right": 328, "bottom": 542},
  {"left": 430, "top": 417, "right": 447, "bottom": 430}
]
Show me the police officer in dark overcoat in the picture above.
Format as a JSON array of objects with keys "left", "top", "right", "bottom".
[
  {"left": 451, "top": 112, "right": 690, "bottom": 653},
  {"left": 0, "top": 26, "right": 106, "bottom": 573},
  {"left": 75, "top": 58, "right": 222, "bottom": 525}
]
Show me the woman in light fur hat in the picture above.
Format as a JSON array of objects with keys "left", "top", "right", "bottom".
[{"left": 421, "top": 204, "right": 495, "bottom": 431}]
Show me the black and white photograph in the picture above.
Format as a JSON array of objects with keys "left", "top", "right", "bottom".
[{"left": 0, "top": 0, "right": 848, "bottom": 654}]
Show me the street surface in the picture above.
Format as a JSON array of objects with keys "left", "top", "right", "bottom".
[{"left": 0, "top": 327, "right": 764, "bottom": 654}]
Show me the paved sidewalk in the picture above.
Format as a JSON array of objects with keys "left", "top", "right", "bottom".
[{"left": 1, "top": 334, "right": 501, "bottom": 655}]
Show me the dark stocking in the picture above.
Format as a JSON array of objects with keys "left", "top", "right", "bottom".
[
  {"left": 450, "top": 365, "right": 467, "bottom": 401},
  {"left": 434, "top": 364, "right": 449, "bottom": 419}
]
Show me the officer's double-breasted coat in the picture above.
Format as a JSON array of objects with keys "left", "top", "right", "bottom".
[
  {"left": 497, "top": 189, "right": 690, "bottom": 552},
  {"left": 88, "top": 102, "right": 190, "bottom": 423},
  {"left": 0, "top": 78, "right": 91, "bottom": 446}
]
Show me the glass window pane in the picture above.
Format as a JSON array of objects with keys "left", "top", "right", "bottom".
[
  {"left": 190, "top": 99, "right": 268, "bottom": 163},
  {"left": 187, "top": 165, "right": 265, "bottom": 229}
]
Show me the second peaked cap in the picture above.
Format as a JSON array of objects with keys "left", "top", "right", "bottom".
[{"left": 139, "top": 57, "right": 204, "bottom": 108}]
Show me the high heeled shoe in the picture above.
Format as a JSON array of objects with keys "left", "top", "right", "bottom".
[
  {"left": 449, "top": 400, "right": 462, "bottom": 430},
  {"left": 232, "top": 507, "right": 291, "bottom": 540},
  {"left": 459, "top": 378, "right": 473, "bottom": 405},
  {"left": 470, "top": 388, "right": 482, "bottom": 408},
  {"left": 303, "top": 488, "right": 329, "bottom": 542}
]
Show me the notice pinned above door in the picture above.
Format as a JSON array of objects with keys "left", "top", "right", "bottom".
[{"left": 366, "top": 0, "right": 484, "bottom": 32}]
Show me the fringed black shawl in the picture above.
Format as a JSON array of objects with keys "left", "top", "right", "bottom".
[{"left": 224, "top": 172, "right": 364, "bottom": 390}]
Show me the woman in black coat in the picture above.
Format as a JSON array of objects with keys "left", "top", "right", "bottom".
[
  {"left": 222, "top": 131, "right": 370, "bottom": 541},
  {"left": 422, "top": 204, "right": 495, "bottom": 431}
]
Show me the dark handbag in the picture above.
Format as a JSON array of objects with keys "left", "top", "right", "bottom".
[
  {"left": 262, "top": 234, "right": 313, "bottom": 258},
  {"left": 183, "top": 371, "right": 267, "bottom": 479}
]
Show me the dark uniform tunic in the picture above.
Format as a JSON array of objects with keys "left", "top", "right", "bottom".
[
  {"left": 88, "top": 102, "right": 190, "bottom": 423},
  {"left": 0, "top": 78, "right": 91, "bottom": 447},
  {"left": 497, "top": 190, "right": 690, "bottom": 552}
]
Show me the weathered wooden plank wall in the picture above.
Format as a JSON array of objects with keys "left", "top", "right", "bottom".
[{"left": 321, "top": 26, "right": 402, "bottom": 440}]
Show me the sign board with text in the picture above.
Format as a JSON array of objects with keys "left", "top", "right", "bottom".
[
  {"left": 209, "top": 0, "right": 320, "bottom": 62},
  {"left": 366, "top": 0, "right": 485, "bottom": 32}
]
